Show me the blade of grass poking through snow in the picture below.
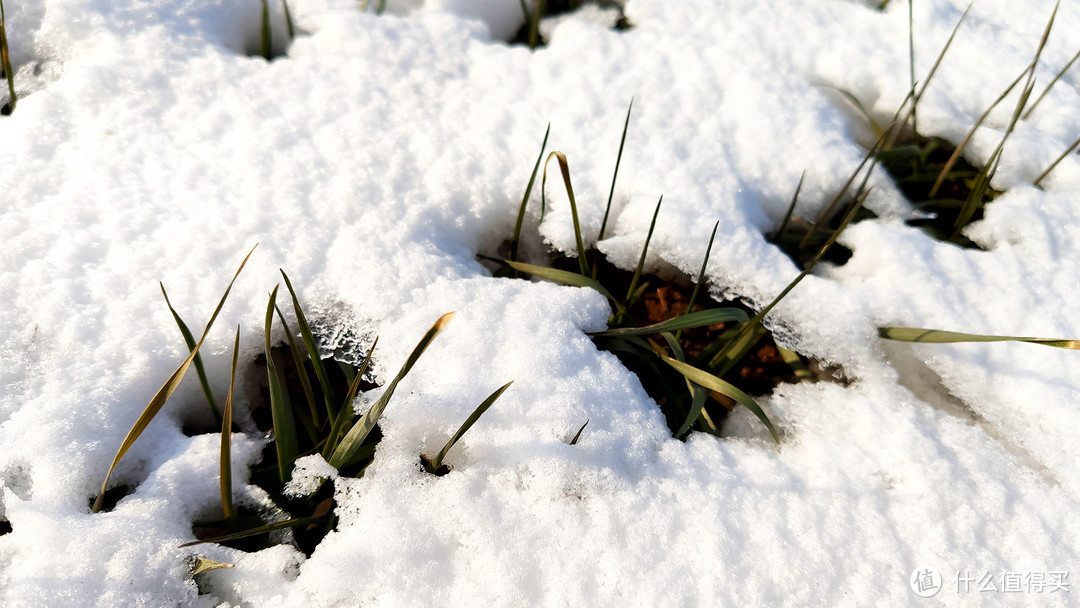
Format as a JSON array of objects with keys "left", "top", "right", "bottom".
[
  {"left": 660, "top": 331, "right": 715, "bottom": 438},
  {"left": 879, "top": 327, "right": 1079, "bottom": 349},
  {"left": 528, "top": 0, "right": 545, "bottom": 49},
  {"left": 0, "top": 0, "right": 14, "bottom": 114},
  {"left": 591, "top": 308, "right": 748, "bottom": 337},
  {"left": 929, "top": 67, "right": 1027, "bottom": 198},
  {"left": 542, "top": 151, "right": 590, "bottom": 277},
  {"left": 676, "top": 221, "right": 719, "bottom": 342},
  {"left": 282, "top": 0, "right": 295, "bottom": 40},
  {"left": 280, "top": 270, "right": 337, "bottom": 421},
  {"left": 220, "top": 325, "right": 240, "bottom": 527},
  {"left": 160, "top": 283, "right": 221, "bottom": 422},
  {"left": 1034, "top": 133, "right": 1080, "bottom": 187},
  {"left": 329, "top": 313, "right": 455, "bottom": 469},
  {"left": 505, "top": 261, "right": 624, "bottom": 315},
  {"left": 569, "top": 419, "right": 589, "bottom": 445},
  {"left": 424, "top": 381, "right": 513, "bottom": 473},
  {"left": 260, "top": 0, "right": 272, "bottom": 60},
  {"left": 598, "top": 99, "right": 633, "bottom": 241},
  {"left": 662, "top": 356, "right": 779, "bottom": 442},
  {"left": 274, "top": 303, "right": 320, "bottom": 428},
  {"left": 92, "top": 245, "right": 256, "bottom": 513},
  {"left": 323, "top": 337, "right": 377, "bottom": 459},
  {"left": 773, "top": 171, "right": 805, "bottom": 242},
  {"left": 510, "top": 123, "right": 550, "bottom": 264},
  {"left": 777, "top": 345, "right": 812, "bottom": 380},
  {"left": 179, "top": 516, "right": 319, "bottom": 548},
  {"left": 265, "top": 286, "right": 298, "bottom": 483},
  {"left": 622, "top": 194, "right": 662, "bottom": 311},
  {"left": 1024, "top": 47, "right": 1080, "bottom": 120}
]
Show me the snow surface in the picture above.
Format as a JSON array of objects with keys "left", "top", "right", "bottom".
[{"left": 1, "top": 0, "right": 1079, "bottom": 605}]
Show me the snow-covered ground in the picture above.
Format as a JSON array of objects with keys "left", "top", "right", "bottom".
[{"left": 1, "top": 0, "right": 1079, "bottom": 605}]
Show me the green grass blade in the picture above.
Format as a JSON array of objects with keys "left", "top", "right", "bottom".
[
  {"left": 1024, "top": 47, "right": 1080, "bottom": 119},
  {"left": 590, "top": 308, "right": 748, "bottom": 337},
  {"left": 220, "top": 325, "right": 240, "bottom": 527},
  {"left": 907, "top": 0, "right": 916, "bottom": 135},
  {"left": 260, "top": 0, "right": 272, "bottom": 60},
  {"left": 265, "top": 286, "right": 298, "bottom": 484},
  {"left": 93, "top": 244, "right": 256, "bottom": 513},
  {"left": 0, "top": 0, "right": 15, "bottom": 114},
  {"left": 662, "top": 356, "right": 779, "bottom": 442},
  {"left": 179, "top": 516, "right": 319, "bottom": 548},
  {"left": 280, "top": 270, "right": 338, "bottom": 421},
  {"left": 282, "top": 0, "right": 295, "bottom": 40},
  {"left": 569, "top": 419, "right": 589, "bottom": 445},
  {"left": 426, "top": 381, "right": 512, "bottom": 472},
  {"left": 773, "top": 171, "right": 805, "bottom": 241},
  {"left": 623, "top": 194, "right": 662, "bottom": 308},
  {"left": 599, "top": 99, "right": 633, "bottom": 241},
  {"left": 542, "top": 151, "right": 590, "bottom": 277},
  {"left": 879, "top": 327, "right": 1079, "bottom": 349},
  {"left": 1033, "top": 133, "right": 1080, "bottom": 187},
  {"left": 677, "top": 221, "right": 720, "bottom": 342},
  {"left": 505, "top": 260, "right": 624, "bottom": 314},
  {"left": 323, "top": 337, "right": 378, "bottom": 459},
  {"left": 510, "top": 123, "right": 551, "bottom": 263},
  {"left": 776, "top": 345, "right": 812, "bottom": 380},
  {"left": 528, "top": 0, "right": 545, "bottom": 49},
  {"left": 329, "top": 313, "right": 454, "bottom": 469},
  {"left": 274, "top": 303, "right": 320, "bottom": 428},
  {"left": 160, "top": 283, "right": 221, "bottom": 422}
]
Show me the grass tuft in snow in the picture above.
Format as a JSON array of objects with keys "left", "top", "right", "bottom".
[{"left": 421, "top": 381, "right": 513, "bottom": 476}]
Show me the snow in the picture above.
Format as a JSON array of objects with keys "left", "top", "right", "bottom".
[{"left": 1, "top": 0, "right": 1079, "bottom": 605}]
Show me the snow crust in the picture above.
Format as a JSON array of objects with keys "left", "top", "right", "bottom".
[{"left": 1, "top": 0, "right": 1079, "bottom": 605}]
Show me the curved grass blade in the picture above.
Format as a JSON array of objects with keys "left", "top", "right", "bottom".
[
  {"left": 661, "top": 356, "right": 779, "bottom": 443},
  {"left": 590, "top": 308, "right": 748, "bottom": 338},
  {"left": 220, "top": 325, "right": 240, "bottom": 527},
  {"left": 510, "top": 123, "right": 551, "bottom": 264},
  {"left": 265, "top": 286, "right": 298, "bottom": 484},
  {"left": 329, "top": 313, "right": 454, "bottom": 469},
  {"left": 160, "top": 283, "right": 221, "bottom": 422},
  {"left": 506, "top": 260, "right": 624, "bottom": 314},
  {"left": 1033, "top": 133, "right": 1080, "bottom": 188},
  {"left": 274, "top": 303, "right": 320, "bottom": 428},
  {"left": 323, "top": 337, "right": 378, "bottom": 459},
  {"left": 424, "top": 381, "right": 512, "bottom": 473},
  {"left": 280, "top": 270, "right": 337, "bottom": 421},
  {"left": 599, "top": 99, "right": 633, "bottom": 241},
  {"left": 1024, "top": 47, "right": 1080, "bottom": 120},
  {"left": 569, "top": 419, "right": 589, "bottom": 445},
  {"left": 92, "top": 245, "right": 256, "bottom": 513},
  {"left": 0, "top": 0, "right": 15, "bottom": 114},
  {"left": 623, "top": 194, "right": 662, "bottom": 309},
  {"left": 879, "top": 327, "right": 1079, "bottom": 349},
  {"left": 179, "top": 516, "right": 319, "bottom": 548},
  {"left": 542, "top": 151, "right": 590, "bottom": 277}
]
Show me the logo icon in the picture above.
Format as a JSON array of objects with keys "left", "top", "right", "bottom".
[{"left": 910, "top": 567, "right": 943, "bottom": 598}]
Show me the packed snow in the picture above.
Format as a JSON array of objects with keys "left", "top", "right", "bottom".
[{"left": 1, "top": 0, "right": 1079, "bottom": 605}]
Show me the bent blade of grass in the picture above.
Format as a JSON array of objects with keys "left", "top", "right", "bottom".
[
  {"left": 662, "top": 356, "right": 779, "bottom": 443},
  {"left": 660, "top": 331, "right": 712, "bottom": 438},
  {"left": 323, "top": 337, "right": 378, "bottom": 459},
  {"left": 1033, "top": 133, "right": 1080, "bottom": 187},
  {"left": 426, "top": 381, "right": 513, "bottom": 472},
  {"left": 274, "top": 303, "right": 320, "bottom": 428},
  {"left": 179, "top": 516, "right": 319, "bottom": 548},
  {"left": 569, "top": 419, "right": 589, "bottom": 445},
  {"left": 591, "top": 308, "right": 748, "bottom": 337},
  {"left": 879, "top": 327, "right": 1079, "bottom": 349},
  {"left": 506, "top": 260, "right": 624, "bottom": 314},
  {"left": 1024, "top": 47, "right": 1080, "bottom": 120},
  {"left": 280, "top": 270, "right": 337, "bottom": 421},
  {"left": 541, "top": 151, "right": 590, "bottom": 277},
  {"left": 623, "top": 194, "right": 662, "bottom": 308},
  {"left": 220, "top": 325, "right": 240, "bottom": 526},
  {"left": 599, "top": 99, "right": 633, "bottom": 241},
  {"left": 160, "top": 283, "right": 221, "bottom": 422},
  {"left": 929, "top": 67, "right": 1027, "bottom": 198},
  {"left": 510, "top": 123, "right": 551, "bottom": 264},
  {"left": 0, "top": 0, "right": 14, "bottom": 114},
  {"left": 265, "top": 286, "right": 298, "bottom": 484},
  {"left": 92, "top": 244, "right": 256, "bottom": 513},
  {"left": 329, "top": 313, "right": 454, "bottom": 469}
]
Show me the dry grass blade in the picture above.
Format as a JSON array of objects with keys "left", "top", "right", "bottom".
[
  {"left": 590, "top": 308, "right": 748, "bottom": 337},
  {"left": 220, "top": 325, "right": 240, "bottom": 526},
  {"left": 929, "top": 67, "right": 1027, "bottom": 198},
  {"left": 505, "top": 260, "right": 624, "bottom": 314},
  {"left": 265, "top": 286, "right": 298, "bottom": 484},
  {"left": 623, "top": 195, "right": 662, "bottom": 308},
  {"left": 541, "top": 151, "right": 590, "bottom": 276},
  {"left": 599, "top": 99, "right": 633, "bottom": 241},
  {"left": 281, "top": 270, "right": 337, "bottom": 421},
  {"left": 879, "top": 327, "right": 1079, "bottom": 349},
  {"left": 0, "top": 0, "right": 14, "bottom": 115},
  {"left": 92, "top": 245, "right": 256, "bottom": 513},
  {"left": 329, "top": 313, "right": 455, "bottom": 469},
  {"left": 323, "top": 337, "right": 378, "bottom": 459},
  {"left": 1033, "top": 133, "right": 1080, "bottom": 187},
  {"left": 179, "top": 516, "right": 318, "bottom": 548},
  {"left": 662, "top": 356, "right": 779, "bottom": 443},
  {"left": 569, "top": 419, "right": 589, "bottom": 445},
  {"left": 1024, "top": 47, "right": 1080, "bottom": 119},
  {"left": 160, "top": 283, "right": 221, "bottom": 422},
  {"left": 192, "top": 557, "right": 235, "bottom": 575},
  {"left": 510, "top": 123, "right": 551, "bottom": 264},
  {"left": 424, "top": 381, "right": 513, "bottom": 473}
]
